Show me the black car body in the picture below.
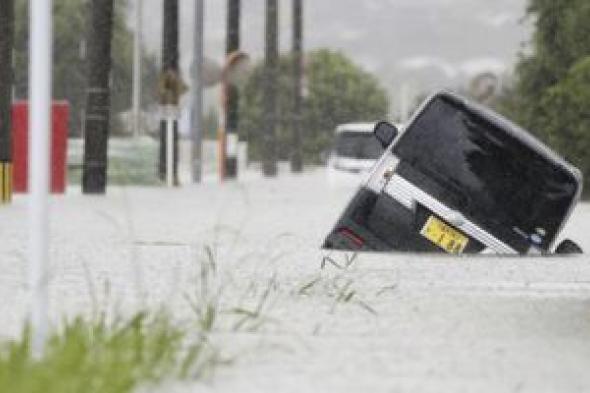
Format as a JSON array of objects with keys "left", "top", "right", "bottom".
[{"left": 323, "top": 91, "right": 583, "bottom": 254}]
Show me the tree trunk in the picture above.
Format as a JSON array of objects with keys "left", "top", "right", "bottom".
[
  {"left": 0, "top": 0, "right": 14, "bottom": 203},
  {"left": 262, "top": 0, "right": 278, "bottom": 177},
  {"left": 290, "top": 0, "right": 303, "bottom": 172},
  {"left": 158, "top": 0, "right": 179, "bottom": 183},
  {"left": 224, "top": 0, "right": 240, "bottom": 179},
  {"left": 82, "top": 0, "right": 114, "bottom": 194},
  {"left": 190, "top": 0, "right": 204, "bottom": 183}
]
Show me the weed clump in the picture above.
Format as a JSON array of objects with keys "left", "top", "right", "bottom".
[{"left": 0, "top": 309, "right": 225, "bottom": 393}]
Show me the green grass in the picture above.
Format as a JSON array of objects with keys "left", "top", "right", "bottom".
[
  {"left": 297, "top": 252, "right": 377, "bottom": 316},
  {"left": 0, "top": 309, "right": 227, "bottom": 393},
  {"left": 183, "top": 245, "right": 276, "bottom": 334},
  {"left": 0, "top": 242, "right": 290, "bottom": 393},
  {"left": 0, "top": 245, "right": 278, "bottom": 393}
]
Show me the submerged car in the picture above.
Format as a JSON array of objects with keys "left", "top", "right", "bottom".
[
  {"left": 323, "top": 91, "right": 583, "bottom": 255},
  {"left": 326, "top": 123, "right": 385, "bottom": 186}
]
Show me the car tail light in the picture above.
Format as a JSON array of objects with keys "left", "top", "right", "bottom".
[{"left": 338, "top": 227, "right": 365, "bottom": 248}]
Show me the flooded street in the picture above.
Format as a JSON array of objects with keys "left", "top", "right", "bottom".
[{"left": 1, "top": 168, "right": 589, "bottom": 392}]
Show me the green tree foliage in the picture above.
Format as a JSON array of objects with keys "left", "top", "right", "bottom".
[
  {"left": 500, "top": 0, "right": 590, "bottom": 192},
  {"left": 240, "top": 49, "right": 390, "bottom": 163},
  {"left": 540, "top": 57, "right": 590, "bottom": 185},
  {"left": 12, "top": 0, "right": 159, "bottom": 136}
]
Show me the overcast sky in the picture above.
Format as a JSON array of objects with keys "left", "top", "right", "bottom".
[{"left": 133, "top": 0, "right": 531, "bottom": 115}]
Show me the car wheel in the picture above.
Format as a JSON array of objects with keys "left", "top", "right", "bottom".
[{"left": 555, "top": 239, "right": 583, "bottom": 254}]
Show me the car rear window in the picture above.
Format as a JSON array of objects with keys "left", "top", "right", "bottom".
[
  {"left": 392, "top": 95, "right": 579, "bottom": 250},
  {"left": 335, "top": 131, "right": 383, "bottom": 159}
]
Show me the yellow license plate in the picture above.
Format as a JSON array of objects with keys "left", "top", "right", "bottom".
[{"left": 420, "top": 216, "right": 469, "bottom": 254}]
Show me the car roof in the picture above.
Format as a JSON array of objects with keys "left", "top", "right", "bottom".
[{"left": 335, "top": 123, "right": 376, "bottom": 134}]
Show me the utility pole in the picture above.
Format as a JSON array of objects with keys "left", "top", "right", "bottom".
[
  {"left": 290, "top": 0, "right": 303, "bottom": 172},
  {"left": 222, "top": 0, "right": 241, "bottom": 179},
  {"left": 158, "top": 0, "right": 181, "bottom": 185},
  {"left": 191, "top": 0, "right": 204, "bottom": 183},
  {"left": 82, "top": 0, "right": 114, "bottom": 194},
  {"left": 0, "top": 0, "right": 14, "bottom": 204},
  {"left": 262, "top": 0, "right": 278, "bottom": 177},
  {"left": 29, "top": 0, "right": 52, "bottom": 358},
  {"left": 132, "top": 0, "right": 142, "bottom": 137}
]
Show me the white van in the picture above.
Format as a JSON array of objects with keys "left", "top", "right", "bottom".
[{"left": 326, "top": 123, "right": 393, "bottom": 186}]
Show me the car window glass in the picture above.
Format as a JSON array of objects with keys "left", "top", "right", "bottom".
[{"left": 334, "top": 131, "right": 383, "bottom": 160}]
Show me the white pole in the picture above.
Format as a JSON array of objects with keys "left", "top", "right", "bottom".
[
  {"left": 29, "top": 0, "right": 52, "bottom": 358},
  {"left": 166, "top": 115, "right": 174, "bottom": 187},
  {"left": 132, "top": 0, "right": 142, "bottom": 137},
  {"left": 191, "top": 0, "right": 204, "bottom": 183}
]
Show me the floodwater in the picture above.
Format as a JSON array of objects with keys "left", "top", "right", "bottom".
[{"left": 1, "top": 168, "right": 589, "bottom": 392}]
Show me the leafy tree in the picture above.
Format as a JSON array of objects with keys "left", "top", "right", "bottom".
[
  {"left": 12, "top": 0, "right": 159, "bottom": 136},
  {"left": 498, "top": 0, "right": 590, "bottom": 193},
  {"left": 240, "top": 49, "right": 389, "bottom": 163},
  {"left": 539, "top": 57, "right": 590, "bottom": 190}
]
